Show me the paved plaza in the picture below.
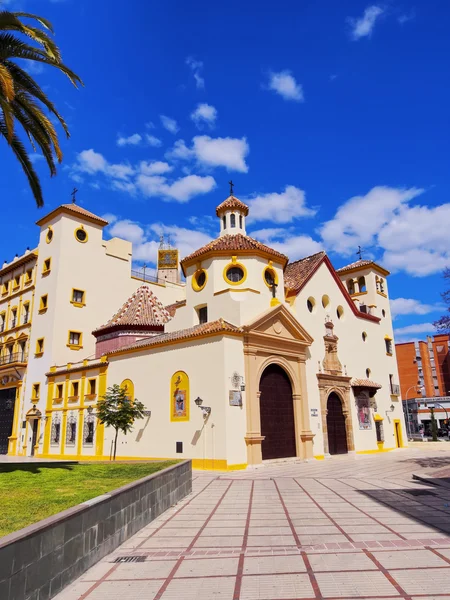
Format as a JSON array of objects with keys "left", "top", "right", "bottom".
[{"left": 57, "top": 448, "right": 450, "bottom": 600}]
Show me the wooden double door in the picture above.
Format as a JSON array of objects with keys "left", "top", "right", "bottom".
[
  {"left": 259, "top": 364, "right": 296, "bottom": 460},
  {"left": 0, "top": 388, "right": 16, "bottom": 454},
  {"left": 326, "top": 392, "right": 348, "bottom": 455}
]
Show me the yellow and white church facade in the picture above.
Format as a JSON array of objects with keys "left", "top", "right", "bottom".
[{"left": 0, "top": 195, "right": 406, "bottom": 469}]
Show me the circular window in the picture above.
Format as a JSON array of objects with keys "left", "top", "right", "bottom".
[
  {"left": 382, "top": 309, "right": 386, "bottom": 317},
  {"left": 263, "top": 267, "right": 277, "bottom": 288},
  {"left": 307, "top": 297, "right": 315, "bottom": 313},
  {"left": 46, "top": 227, "right": 53, "bottom": 244},
  {"left": 362, "top": 331, "right": 367, "bottom": 342},
  {"left": 192, "top": 269, "right": 207, "bottom": 291},
  {"left": 366, "top": 368, "right": 371, "bottom": 378},
  {"left": 322, "top": 295, "right": 330, "bottom": 308},
  {"left": 224, "top": 262, "right": 247, "bottom": 285},
  {"left": 336, "top": 305, "right": 344, "bottom": 320},
  {"left": 75, "top": 227, "right": 88, "bottom": 243}
]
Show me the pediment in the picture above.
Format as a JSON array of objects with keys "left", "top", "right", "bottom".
[{"left": 243, "top": 303, "right": 313, "bottom": 345}]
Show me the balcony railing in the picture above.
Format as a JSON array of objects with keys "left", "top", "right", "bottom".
[
  {"left": 131, "top": 269, "right": 167, "bottom": 285},
  {"left": 0, "top": 352, "right": 28, "bottom": 366},
  {"left": 390, "top": 383, "right": 400, "bottom": 395}
]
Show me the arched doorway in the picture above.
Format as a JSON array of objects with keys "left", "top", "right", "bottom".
[
  {"left": 259, "top": 364, "right": 296, "bottom": 460},
  {"left": 326, "top": 392, "right": 348, "bottom": 455}
]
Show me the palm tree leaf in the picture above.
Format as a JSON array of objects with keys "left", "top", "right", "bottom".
[
  {"left": 5, "top": 60, "right": 70, "bottom": 136},
  {"left": 0, "top": 97, "right": 14, "bottom": 142},
  {"left": 0, "top": 118, "right": 44, "bottom": 207},
  {"left": 20, "top": 25, "right": 62, "bottom": 62},
  {"left": 0, "top": 62, "right": 14, "bottom": 101},
  {"left": 12, "top": 12, "right": 54, "bottom": 34}
]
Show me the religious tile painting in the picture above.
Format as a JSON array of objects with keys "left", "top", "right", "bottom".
[
  {"left": 170, "top": 371, "right": 189, "bottom": 422},
  {"left": 356, "top": 391, "right": 372, "bottom": 430}
]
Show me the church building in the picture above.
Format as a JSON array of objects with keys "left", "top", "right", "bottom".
[{"left": 0, "top": 193, "right": 406, "bottom": 468}]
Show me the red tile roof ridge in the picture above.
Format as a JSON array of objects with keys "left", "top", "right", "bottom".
[{"left": 216, "top": 195, "right": 249, "bottom": 216}]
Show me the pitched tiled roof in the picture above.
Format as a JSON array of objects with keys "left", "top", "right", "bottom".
[
  {"left": 36, "top": 203, "right": 109, "bottom": 227},
  {"left": 336, "top": 259, "right": 390, "bottom": 276},
  {"left": 216, "top": 195, "right": 249, "bottom": 216},
  {"left": 181, "top": 233, "right": 288, "bottom": 269},
  {"left": 165, "top": 300, "right": 186, "bottom": 317},
  {"left": 351, "top": 378, "right": 382, "bottom": 389},
  {"left": 284, "top": 251, "right": 326, "bottom": 293},
  {"left": 107, "top": 319, "right": 243, "bottom": 355},
  {"left": 336, "top": 259, "right": 374, "bottom": 273},
  {"left": 93, "top": 285, "right": 171, "bottom": 334}
]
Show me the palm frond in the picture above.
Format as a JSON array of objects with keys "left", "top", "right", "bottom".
[
  {"left": 0, "top": 62, "right": 14, "bottom": 101},
  {"left": 5, "top": 61, "right": 70, "bottom": 136},
  {"left": 0, "top": 96, "right": 14, "bottom": 142},
  {"left": 0, "top": 118, "right": 44, "bottom": 207},
  {"left": 12, "top": 11, "right": 54, "bottom": 33}
]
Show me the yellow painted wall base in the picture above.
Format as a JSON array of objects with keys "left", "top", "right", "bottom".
[
  {"left": 36, "top": 454, "right": 247, "bottom": 470},
  {"left": 356, "top": 447, "right": 396, "bottom": 455},
  {"left": 314, "top": 455, "right": 325, "bottom": 460}
]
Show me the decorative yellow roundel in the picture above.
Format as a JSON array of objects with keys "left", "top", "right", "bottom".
[
  {"left": 223, "top": 262, "right": 247, "bottom": 285},
  {"left": 192, "top": 269, "right": 207, "bottom": 292},
  {"left": 263, "top": 266, "right": 278, "bottom": 288},
  {"left": 46, "top": 227, "right": 53, "bottom": 244},
  {"left": 74, "top": 226, "right": 88, "bottom": 243}
]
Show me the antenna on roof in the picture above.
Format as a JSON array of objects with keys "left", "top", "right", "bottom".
[
  {"left": 356, "top": 245, "right": 365, "bottom": 260},
  {"left": 159, "top": 234, "right": 164, "bottom": 249}
]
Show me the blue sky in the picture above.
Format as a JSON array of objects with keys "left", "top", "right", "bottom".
[{"left": 2, "top": 0, "right": 450, "bottom": 341}]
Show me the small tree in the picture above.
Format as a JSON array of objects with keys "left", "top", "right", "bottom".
[
  {"left": 434, "top": 267, "right": 450, "bottom": 333},
  {"left": 96, "top": 384, "right": 145, "bottom": 460}
]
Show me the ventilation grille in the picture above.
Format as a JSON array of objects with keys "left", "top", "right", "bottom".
[{"left": 114, "top": 555, "right": 146, "bottom": 563}]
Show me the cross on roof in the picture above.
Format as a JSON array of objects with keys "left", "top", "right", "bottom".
[
  {"left": 71, "top": 187, "right": 78, "bottom": 204},
  {"left": 229, "top": 180, "right": 234, "bottom": 196},
  {"left": 356, "top": 245, "right": 364, "bottom": 260}
]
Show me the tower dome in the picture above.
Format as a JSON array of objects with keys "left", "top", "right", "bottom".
[{"left": 216, "top": 194, "right": 249, "bottom": 237}]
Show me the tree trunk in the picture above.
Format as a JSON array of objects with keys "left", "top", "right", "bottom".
[{"left": 113, "top": 428, "right": 119, "bottom": 461}]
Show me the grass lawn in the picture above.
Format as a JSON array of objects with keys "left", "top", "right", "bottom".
[{"left": 0, "top": 461, "right": 179, "bottom": 537}]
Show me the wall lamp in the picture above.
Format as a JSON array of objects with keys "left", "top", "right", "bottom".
[{"left": 195, "top": 397, "right": 211, "bottom": 419}]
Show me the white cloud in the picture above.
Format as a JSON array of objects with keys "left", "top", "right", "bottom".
[
  {"left": 75, "top": 149, "right": 108, "bottom": 174},
  {"left": 145, "top": 134, "right": 162, "bottom": 147},
  {"left": 71, "top": 148, "right": 215, "bottom": 203},
  {"left": 117, "top": 133, "right": 142, "bottom": 147},
  {"left": 398, "top": 11, "right": 415, "bottom": 25},
  {"left": 160, "top": 115, "right": 179, "bottom": 134},
  {"left": 390, "top": 298, "right": 443, "bottom": 319},
  {"left": 149, "top": 223, "right": 212, "bottom": 259},
  {"left": 394, "top": 322, "right": 436, "bottom": 336},
  {"left": 349, "top": 5, "right": 384, "bottom": 40},
  {"left": 137, "top": 173, "right": 216, "bottom": 202},
  {"left": 267, "top": 70, "right": 304, "bottom": 102},
  {"left": 319, "top": 186, "right": 424, "bottom": 256},
  {"left": 21, "top": 59, "right": 44, "bottom": 75},
  {"left": 192, "top": 135, "right": 249, "bottom": 172},
  {"left": 109, "top": 219, "right": 145, "bottom": 244},
  {"left": 101, "top": 213, "right": 118, "bottom": 225},
  {"left": 139, "top": 161, "right": 173, "bottom": 175},
  {"left": 247, "top": 186, "right": 316, "bottom": 223},
  {"left": 190, "top": 103, "right": 217, "bottom": 129},
  {"left": 186, "top": 56, "right": 205, "bottom": 89},
  {"left": 29, "top": 154, "right": 45, "bottom": 164},
  {"left": 165, "top": 139, "right": 195, "bottom": 161},
  {"left": 165, "top": 135, "right": 249, "bottom": 171},
  {"left": 250, "top": 227, "right": 323, "bottom": 260}
]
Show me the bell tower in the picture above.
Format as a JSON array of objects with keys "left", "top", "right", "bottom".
[
  {"left": 216, "top": 183, "right": 249, "bottom": 237},
  {"left": 157, "top": 235, "right": 180, "bottom": 284}
]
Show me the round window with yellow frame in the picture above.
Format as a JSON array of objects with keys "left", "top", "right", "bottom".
[
  {"left": 192, "top": 268, "right": 207, "bottom": 291},
  {"left": 223, "top": 261, "right": 247, "bottom": 285},
  {"left": 74, "top": 226, "right": 88, "bottom": 243},
  {"left": 46, "top": 226, "right": 53, "bottom": 244},
  {"left": 263, "top": 265, "right": 278, "bottom": 288}
]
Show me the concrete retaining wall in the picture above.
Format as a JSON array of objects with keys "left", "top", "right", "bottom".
[{"left": 0, "top": 460, "right": 192, "bottom": 600}]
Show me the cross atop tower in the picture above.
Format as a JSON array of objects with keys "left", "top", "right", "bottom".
[
  {"left": 228, "top": 180, "right": 234, "bottom": 196},
  {"left": 356, "top": 245, "right": 364, "bottom": 260},
  {"left": 71, "top": 187, "right": 78, "bottom": 204}
]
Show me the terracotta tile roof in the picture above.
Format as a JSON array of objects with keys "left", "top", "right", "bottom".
[
  {"left": 165, "top": 300, "right": 186, "bottom": 317},
  {"left": 336, "top": 259, "right": 374, "bottom": 273},
  {"left": 351, "top": 378, "right": 382, "bottom": 389},
  {"left": 93, "top": 285, "right": 171, "bottom": 334},
  {"left": 181, "top": 233, "right": 288, "bottom": 268},
  {"left": 107, "top": 318, "right": 243, "bottom": 355},
  {"left": 216, "top": 195, "right": 249, "bottom": 216},
  {"left": 36, "top": 203, "right": 109, "bottom": 227},
  {"left": 284, "top": 251, "right": 326, "bottom": 293}
]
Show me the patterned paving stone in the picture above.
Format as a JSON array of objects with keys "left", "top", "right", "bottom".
[
  {"left": 160, "top": 575, "right": 236, "bottom": 599},
  {"left": 372, "top": 549, "right": 449, "bottom": 568},
  {"left": 307, "top": 551, "right": 376, "bottom": 571},
  {"left": 240, "top": 573, "right": 314, "bottom": 599},
  {"left": 242, "top": 554, "right": 307, "bottom": 575},
  {"left": 315, "top": 570, "right": 399, "bottom": 597}
]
